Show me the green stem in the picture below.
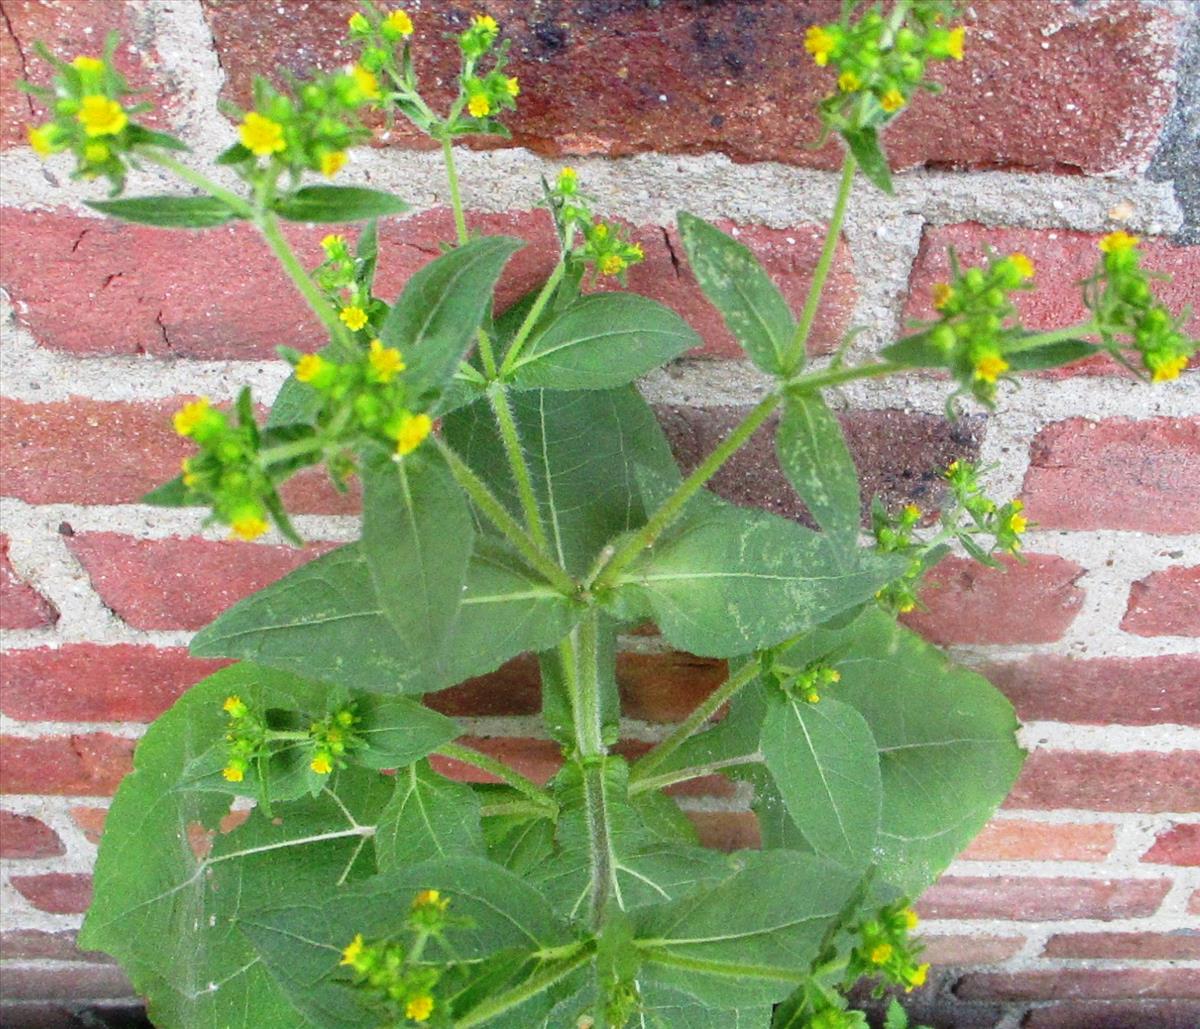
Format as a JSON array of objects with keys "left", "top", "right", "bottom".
[
  {"left": 574, "top": 612, "right": 606, "bottom": 757},
  {"left": 784, "top": 360, "right": 902, "bottom": 393},
  {"left": 499, "top": 260, "right": 566, "bottom": 376},
  {"left": 257, "top": 436, "right": 326, "bottom": 467},
  {"left": 630, "top": 658, "right": 759, "bottom": 784},
  {"left": 488, "top": 384, "right": 551, "bottom": 553},
  {"left": 454, "top": 947, "right": 593, "bottom": 1028},
  {"left": 435, "top": 438, "right": 578, "bottom": 595},
  {"left": 137, "top": 150, "right": 254, "bottom": 219},
  {"left": 441, "top": 136, "right": 470, "bottom": 246},
  {"left": 436, "top": 742, "right": 554, "bottom": 810},
  {"left": 784, "top": 153, "right": 858, "bottom": 374},
  {"left": 589, "top": 391, "right": 782, "bottom": 590},
  {"left": 1005, "top": 321, "right": 1100, "bottom": 353},
  {"left": 629, "top": 755, "right": 758, "bottom": 797}
]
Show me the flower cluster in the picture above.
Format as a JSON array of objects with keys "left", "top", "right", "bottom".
[
  {"left": 942, "top": 459, "right": 1028, "bottom": 557},
  {"left": 1086, "top": 231, "right": 1195, "bottom": 382},
  {"left": 846, "top": 901, "right": 929, "bottom": 995},
  {"left": 550, "top": 167, "right": 646, "bottom": 281},
  {"left": 458, "top": 15, "right": 520, "bottom": 124},
  {"left": 806, "top": 3, "right": 964, "bottom": 133},
  {"left": 308, "top": 704, "right": 362, "bottom": 777},
  {"left": 872, "top": 502, "right": 926, "bottom": 614},
  {"left": 24, "top": 39, "right": 171, "bottom": 193},
  {"left": 339, "top": 892, "right": 454, "bottom": 1024},
  {"left": 220, "top": 694, "right": 267, "bottom": 783},
  {"left": 315, "top": 232, "right": 384, "bottom": 330},
  {"left": 767, "top": 655, "right": 843, "bottom": 705}
]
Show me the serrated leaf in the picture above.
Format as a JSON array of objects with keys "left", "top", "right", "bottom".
[
  {"left": 507, "top": 293, "right": 699, "bottom": 389},
  {"left": 843, "top": 128, "right": 893, "bottom": 194},
  {"left": 677, "top": 211, "right": 796, "bottom": 375},
  {"left": 777, "top": 391, "right": 861, "bottom": 547},
  {"left": 87, "top": 194, "right": 242, "bottom": 228},
  {"left": 374, "top": 760, "right": 484, "bottom": 871},
  {"left": 272, "top": 185, "right": 409, "bottom": 222}
]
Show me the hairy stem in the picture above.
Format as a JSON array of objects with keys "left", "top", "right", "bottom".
[
  {"left": 454, "top": 947, "right": 593, "bottom": 1028},
  {"left": 441, "top": 136, "right": 470, "bottom": 246},
  {"left": 436, "top": 742, "right": 555, "bottom": 811},
  {"left": 1006, "top": 320, "right": 1100, "bottom": 353},
  {"left": 629, "top": 755, "right": 759, "bottom": 797},
  {"left": 498, "top": 260, "right": 566, "bottom": 376},
  {"left": 488, "top": 384, "right": 551, "bottom": 553}
]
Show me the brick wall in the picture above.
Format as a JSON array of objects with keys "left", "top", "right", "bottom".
[{"left": 1, "top": 1, "right": 1198, "bottom": 1027}]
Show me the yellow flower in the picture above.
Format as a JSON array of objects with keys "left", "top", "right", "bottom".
[
  {"left": 72, "top": 56, "right": 106, "bottom": 74},
  {"left": 1008, "top": 501, "right": 1028, "bottom": 535},
  {"left": 181, "top": 459, "right": 199, "bottom": 488},
  {"left": 947, "top": 26, "right": 966, "bottom": 61},
  {"left": 1099, "top": 230, "right": 1140, "bottom": 254},
  {"left": 906, "top": 963, "right": 930, "bottom": 990},
  {"left": 931, "top": 282, "right": 955, "bottom": 310},
  {"left": 28, "top": 124, "right": 59, "bottom": 157},
  {"left": 1149, "top": 351, "right": 1188, "bottom": 382},
  {"left": 347, "top": 12, "right": 370, "bottom": 33},
  {"left": 505, "top": 75, "right": 520, "bottom": 97},
  {"left": 870, "top": 943, "right": 894, "bottom": 965},
  {"left": 77, "top": 95, "right": 128, "bottom": 137},
  {"left": 898, "top": 599, "right": 916, "bottom": 614},
  {"left": 837, "top": 70, "right": 861, "bottom": 93},
  {"left": 468, "top": 92, "right": 491, "bottom": 118},
  {"left": 84, "top": 142, "right": 110, "bottom": 164},
  {"left": 395, "top": 412, "right": 433, "bottom": 455},
  {"left": 230, "top": 514, "right": 270, "bottom": 541},
  {"left": 173, "top": 397, "right": 212, "bottom": 437},
  {"left": 1008, "top": 252, "right": 1035, "bottom": 280},
  {"left": 352, "top": 64, "right": 381, "bottom": 100},
  {"left": 339, "top": 933, "right": 365, "bottom": 967},
  {"left": 382, "top": 10, "right": 414, "bottom": 37},
  {"left": 340, "top": 305, "right": 369, "bottom": 331},
  {"left": 406, "top": 996, "right": 434, "bottom": 1023},
  {"left": 827, "top": 669, "right": 841, "bottom": 683},
  {"left": 904, "top": 503, "right": 920, "bottom": 520},
  {"left": 321, "top": 233, "right": 346, "bottom": 253},
  {"left": 295, "top": 354, "right": 327, "bottom": 383},
  {"left": 412, "top": 889, "right": 449, "bottom": 912},
  {"left": 805, "top": 690, "right": 821, "bottom": 703},
  {"left": 804, "top": 25, "right": 836, "bottom": 67},
  {"left": 557, "top": 166, "right": 577, "bottom": 190},
  {"left": 310, "top": 753, "right": 333, "bottom": 775},
  {"left": 222, "top": 762, "right": 245, "bottom": 783},
  {"left": 238, "top": 112, "right": 286, "bottom": 156},
  {"left": 903, "top": 907, "right": 919, "bottom": 931},
  {"left": 472, "top": 14, "right": 499, "bottom": 33},
  {"left": 600, "top": 254, "right": 626, "bottom": 276},
  {"left": 223, "top": 695, "right": 248, "bottom": 718},
  {"left": 880, "top": 88, "right": 906, "bottom": 113},
  {"left": 320, "top": 149, "right": 347, "bottom": 177},
  {"left": 973, "top": 353, "right": 1009, "bottom": 384},
  {"left": 368, "top": 338, "right": 406, "bottom": 381}
]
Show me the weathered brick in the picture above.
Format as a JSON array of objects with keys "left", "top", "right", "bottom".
[
  {"left": 686, "top": 810, "right": 760, "bottom": 852},
  {"left": 902, "top": 554, "right": 1085, "bottom": 646},
  {"left": 9, "top": 872, "right": 93, "bottom": 914},
  {"left": 66, "top": 534, "right": 335, "bottom": 631},
  {"left": 1190, "top": 889, "right": 1200, "bottom": 916},
  {"left": 905, "top": 226, "right": 1198, "bottom": 376},
  {"left": 1122, "top": 565, "right": 1200, "bottom": 638},
  {"left": 0, "top": 734, "right": 134, "bottom": 796},
  {"left": 0, "top": 929, "right": 108, "bottom": 963},
  {"left": 1043, "top": 930, "right": 1200, "bottom": 961},
  {"left": 68, "top": 805, "right": 107, "bottom": 846},
  {"left": 0, "top": 809, "right": 64, "bottom": 858},
  {"left": 0, "top": 963, "right": 132, "bottom": 1001},
  {"left": 658, "top": 405, "right": 983, "bottom": 523},
  {"left": 203, "top": 0, "right": 1183, "bottom": 174},
  {"left": 1021, "top": 418, "right": 1200, "bottom": 533},
  {"left": 955, "top": 968, "right": 1200, "bottom": 1002},
  {"left": 1141, "top": 822, "right": 1200, "bottom": 867},
  {"left": 981, "top": 654, "right": 1200, "bottom": 727},
  {"left": 915, "top": 875, "right": 1170, "bottom": 921},
  {"left": 916, "top": 934, "right": 1025, "bottom": 967},
  {"left": 1006, "top": 751, "right": 1200, "bottom": 813},
  {"left": 1022, "top": 1001, "right": 1200, "bottom": 1029},
  {"left": 0, "top": 644, "right": 229, "bottom": 722},
  {"left": 958, "top": 818, "right": 1115, "bottom": 862},
  {"left": 0, "top": 535, "right": 58, "bottom": 629}
]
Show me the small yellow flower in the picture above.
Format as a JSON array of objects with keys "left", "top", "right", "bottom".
[
  {"left": 599, "top": 254, "right": 626, "bottom": 276},
  {"left": 627, "top": 242, "right": 645, "bottom": 262},
  {"left": 904, "top": 503, "right": 920, "bottom": 520},
  {"left": 230, "top": 514, "right": 270, "bottom": 541},
  {"left": 1008, "top": 252, "right": 1035, "bottom": 280},
  {"left": 557, "top": 166, "right": 577, "bottom": 190},
  {"left": 505, "top": 75, "right": 520, "bottom": 97},
  {"left": 903, "top": 907, "right": 919, "bottom": 931},
  {"left": 238, "top": 112, "right": 286, "bottom": 156},
  {"left": 181, "top": 459, "right": 199, "bottom": 488},
  {"left": 340, "top": 305, "right": 369, "bottom": 331},
  {"left": 973, "top": 353, "right": 1009, "bottom": 384},
  {"left": 78, "top": 95, "right": 128, "bottom": 137},
  {"left": 310, "top": 753, "right": 333, "bottom": 775},
  {"left": 412, "top": 889, "right": 449, "bottom": 911},
  {"left": 804, "top": 25, "right": 836, "bottom": 67},
  {"left": 805, "top": 690, "right": 820, "bottom": 703},
  {"left": 869, "top": 943, "right": 894, "bottom": 965},
  {"left": 906, "top": 963, "right": 930, "bottom": 990},
  {"left": 931, "top": 282, "right": 955, "bottom": 310},
  {"left": 28, "top": 124, "right": 59, "bottom": 157},
  {"left": 347, "top": 12, "right": 370, "bottom": 33},
  {"left": 368, "top": 338, "right": 406, "bottom": 381},
  {"left": 321, "top": 233, "right": 346, "bottom": 253},
  {"left": 837, "top": 70, "right": 861, "bottom": 93},
  {"left": 1099, "top": 230, "right": 1140, "bottom": 254},
  {"left": 880, "top": 88, "right": 906, "bottom": 113},
  {"left": 382, "top": 10, "right": 414, "bottom": 37},
  {"left": 339, "top": 933, "right": 365, "bottom": 967},
  {"left": 320, "top": 149, "right": 347, "bottom": 177},
  {"left": 395, "top": 412, "right": 433, "bottom": 455},
  {"left": 1008, "top": 501, "right": 1028, "bottom": 535},
  {"left": 223, "top": 695, "right": 248, "bottom": 718},
  {"left": 468, "top": 93, "right": 491, "bottom": 118},
  {"left": 295, "top": 354, "right": 327, "bottom": 383},
  {"left": 405, "top": 995, "right": 434, "bottom": 1022},
  {"left": 83, "top": 142, "right": 110, "bottom": 164},
  {"left": 472, "top": 14, "right": 499, "bottom": 34},
  {"left": 946, "top": 26, "right": 966, "bottom": 61},
  {"left": 352, "top": 64, "right": 381, "bottom": 100},
  {"left": 827, "top": 669, "right": 841, "bottom": 683},
  {"left": 72, "top": 56, "right": 106, "bottom": 74},
  {"left": 173, "top": 397, "right": 212, "bottom": 437},
  {"left": 222, "top": 763, "right": 245, "bottom": 783},
  {"left": 1149, "top": 352, "right": 1188, "bottom": 382},
  {"left": 898, "top": 599, "right": 916, "bottom": 614}
]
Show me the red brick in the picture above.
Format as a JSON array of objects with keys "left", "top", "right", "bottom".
[
  {"left": 955, "top": 968, "right": 1200, "bottom": 1002},
  {"left": 1142, "top": 822, "right": 1200, "bottom": 867},
  {"left": 1006, "top": 751, "right": 1200, "bottom": 813},
  {"left": 915, "top": 875, "right": 1170, "bottom": 921},
  {"left": 982, "top": 654, "right": 1200, "bottom": 727},
  {"left": 69, "top": 805, "right": 106, "bottom": 847},
  {"left": 917, "top": 934, "right": 1025, "bottom": 966},
  {"left": 0, "top": 398, "right": 353, "bottom": 511},
  {"left": 686, "top": 810, "right": 760, "bottom": 853},
  {"left": 0, "top": 535, "right": 58, "bottom": 629},
  {"left": 0, "top": 734, "right": 134, "bottom": 796},
  {"left": 9, "top": 872, "right": 93, "bottom": 914},
  {"left": 1190, "top": 889, "right": 1200, "bottom": 916},
  {"left": 958, "top": 819, "right": 1115, "bottom": 862},
  {"left": 0, "top": 963, "right": 132, "bottom": 1001},
  {"left": 204, "top": 0, "right": 1182, "bottom": 175},
  {"left": 1023, "top": 1001, "right": 1200, "bottom": 1029},
  {"left": 1043, "top": 930, "right": 1200, "bottom": 961},
  {"left": 66, "top": 534, "right": 336, "bottom": 631},
  {"left": 1022, "top": 418, "right": 1200, "bottom": 534},
  {"left": 0, "top": 929, "right": 108, "bottom": 963},
  {"left": 0, "top": 644, "right": 229, "bottom": 722},
  {"left": 901, "top": 554, "right": 1085, "bottom": 646},
  {"left": 0, "top": 810, "right": 64, "bottom": 858},
  {"left": 905, "top": 227, "right": 1198, "bottom": 376},
  {"left": 1122, "top": 565, "right": 1200, "bottom": 638}
]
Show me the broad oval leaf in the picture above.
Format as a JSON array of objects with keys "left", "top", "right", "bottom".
[
  {"left": 507, "top": 293, "right": 699, "bottom": 389},
  {"left": 777, "top": 391, "right": 861, "bottom": 547},
  {"left": 677, "top": 212, "right": 796, "bottom": 375},
  {"left": 374, "top": 759, "right": 484, "bottom": 871},
  {"left": 272, "top": 185, "right": 409, "bottom": 222},
  {"left": 86, "top": 194, "right": 242, "bottom": 228}
]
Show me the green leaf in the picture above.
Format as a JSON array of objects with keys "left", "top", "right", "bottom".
[
  {"left": 374, "top": 760, "right": 484, "bottom": 871},
  {"left": 443, "top": 386, "right": 681, "bottom": 577},
  {"left": 773, "top": 608, "right": 1025, "bottom": 893},
  {"left": 352, "top": 696, "right": 458, "bottom": 770},
  {"left": 142, "top": 474, "right": 195, "bottom": 507},
  {"left": 86, "top": 194, "right": 242, "bottom": 228},
  {"left": 1005, "top": 338, "right": 1100, "bottom": 371},
  {"left": 634, "top": 850, "right": 859, "bottom": 1007},
  {"left": 272, "top": 185, "right": 409, "bottom": 222},
  {"left": 759, "top": 694, "right": 882, "bottom": 870},
  {"left": 742, "top": 767, "right": 814, "bottom": 852},
  {"left": 125, "top": 124, "right": 189, "bottom": 151},
  {"left": 483, "top": 799, "right": 557, "bottom": 874},
  {"left": 380, "top": 236, "right": 523, "bottom": 404},
  {"left": 640, "top": 983, "right": 772, "bottom": 1028},
  {"left": 842, "top": 128, "right": 893, "bottom": 194},
  {"left": 79, "top": 664, "right": 395, "bottom": 1029},
  {"left": 881, "top": 329, "right": 947, "bottom": 369},
  {"left": 507, "top": 293, "right": 699, "bottom": 389},
  {"left": 613, "top": 501, "right": 906, "bottom": 657},
  {"left": 677, "top": 212, "right": 795, "bottom": 375},
  {"left": 777, "top": 391, "right": 861, "bottom": 546}
]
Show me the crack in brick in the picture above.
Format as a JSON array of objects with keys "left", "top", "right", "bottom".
[
  {"left": 1, "top": 4, "right": 37, "bottom": 121},
  {"left": 154, "top": 309, "right": 172, "bottom": 351},
  {"left": 70, "top": 228, "right": 92, "bottom": 253},
  {"left": 660, "top": 226, "right": 681, "bottom": 278}
]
